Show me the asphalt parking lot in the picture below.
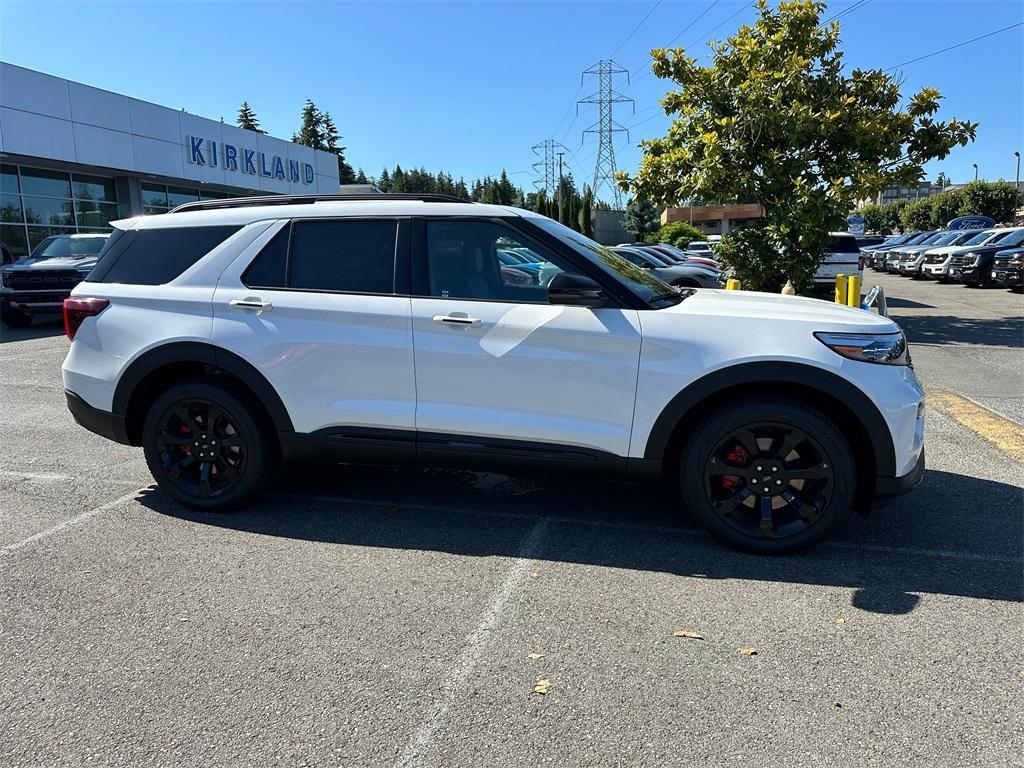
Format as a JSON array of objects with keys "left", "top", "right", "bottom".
[{"left": 1, "top": 274, "right": 1021, "bottom": 768}]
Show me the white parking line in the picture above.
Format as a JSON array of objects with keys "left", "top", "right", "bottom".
[
  {"left": 395, "top": 518, "right": 549, "bottom": 768},
  {"left": 3, "top": 488, "right": 144, "bottom": 554},
  {"left": 0, "top": 470, "right": 71, "bottom": 481},
  {"left": 274, "top": 492, "right": 1023, "bottom": 565}
]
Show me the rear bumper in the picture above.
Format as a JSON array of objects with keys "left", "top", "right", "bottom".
[
  {"left": 65, "top": 390, "right": 131, "bottom": 445},
  {"left": 874, "top": 448, "right": 925, "bottom": 501}
]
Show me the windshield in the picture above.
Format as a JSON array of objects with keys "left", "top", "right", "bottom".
[
  {"left": 929, "top": 231, "right": 963, "bottom": 246},
  {"left": 904, "top": 232, "right": 934, "bottom": 245},
  {"left": 964, "top": 230, "right": 997, "bottom": 246},
  {"left": 531, "top": 218, "right": 680, "bottom": 306},
  {"left": 994, "top": 229, "right": 1024, "bottom": 247},
  {"left": 25, "top": 236, "right": 107, "bottom": 261},
  {"left": 920, "top": 232, "right": 947, "bottom": 245}
]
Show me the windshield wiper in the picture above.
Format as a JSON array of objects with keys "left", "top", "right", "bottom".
[{"left": 650, "top": 290, "right": 689, "bottom": 305}]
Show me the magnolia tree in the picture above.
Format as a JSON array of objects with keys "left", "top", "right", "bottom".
[{"left": 617, "top": 0, "right": 976, "bottom": 291}]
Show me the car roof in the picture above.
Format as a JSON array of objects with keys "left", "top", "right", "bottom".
[{"left": 113, "top": 199, "right": 538, "bottom": 230}]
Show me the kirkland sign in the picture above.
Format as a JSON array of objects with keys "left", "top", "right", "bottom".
[{"left": 186, "top": 136, "right": 315, "bottom": 184}]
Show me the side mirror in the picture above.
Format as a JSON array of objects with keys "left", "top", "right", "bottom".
[{"left": 548, "top": 272, "right": 607, "bottom": 308}]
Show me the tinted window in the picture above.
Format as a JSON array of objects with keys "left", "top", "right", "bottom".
[
  {"left": 243, "top": 227, "right": 289, "bottom": 288},
  {"left": 94, "top": 226, "right": 240, "bottom": 285},
  {"left": 290, "top": 219, "right": 396, "bottom": 293},
  {"left": 828, "top": 236, "right": 860, "bottom": 253}
]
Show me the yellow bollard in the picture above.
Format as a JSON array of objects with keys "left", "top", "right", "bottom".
[
  {"left": 725, "top": 278, "right": 742, "bottom": 291},
  {"left": 846, "top": 274, "right": 862, "bottom": 308},
  {"left": 834, "top": 274, "right": 848, "bottom": 305}
]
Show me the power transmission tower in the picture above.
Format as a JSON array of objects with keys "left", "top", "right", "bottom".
[
  {"left": 556, "top": 151, "right": 565, "bottom": 222},
  {"left": 577, "top": 59, "right": 633, "bottom": 209},
  {"left": 532, "top": 139, "right": 566, "bottom": 197}
]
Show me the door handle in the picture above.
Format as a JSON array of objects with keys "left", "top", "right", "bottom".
[
  {"left": 229, "top": 297, "right": 273, "bottom": 314},
  {"left": 432, "top": 313, "right": 481, "bottom": 327}
]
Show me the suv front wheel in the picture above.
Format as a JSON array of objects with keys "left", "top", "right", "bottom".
[
  {"left": 680, "top": 397, "right": 855, "bottom": 554},
  {"left": 142, "top": 378, "right": 278, "bottom": 510}
]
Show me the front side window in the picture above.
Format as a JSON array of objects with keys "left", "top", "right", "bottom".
[
  {"left": 424, "top": 220, "right": 577, "bottom": 303},
  {"left": 528, "top": 217, "right": 678, "bottom": 307}
]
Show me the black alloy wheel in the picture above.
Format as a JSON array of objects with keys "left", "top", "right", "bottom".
[
  {"left": 143, "top": 379, "right": 277, "bottom": 510},
  {"left": 680, "top": 397, "right": 855, "bottom": 553},
  {"left": 155, "top": 398, "right": 246, "bottom": 499},
  {"left": 703, "top": 422, "right": 834, "bottom": 540}
]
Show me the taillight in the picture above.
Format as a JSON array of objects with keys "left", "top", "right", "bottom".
[{"left": 63, "top": 297, "right": 109, "bottom": 341}]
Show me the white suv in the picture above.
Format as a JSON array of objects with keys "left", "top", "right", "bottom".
[{"left": 62, "top": 194, "right": 925, "bottom": 553}]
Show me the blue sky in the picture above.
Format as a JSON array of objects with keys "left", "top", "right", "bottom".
[{"left": 1, "top": 0, "right": 1021, "bottom": 201}]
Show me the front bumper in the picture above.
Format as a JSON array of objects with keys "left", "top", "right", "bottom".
[
  {"left": 2, "top": 290, "right": 70, "bottom": 313},
  {"left": 874, "top": 447, "right": 925, "bottom": 501},
  {"left": 950, "top": 266, "right": 981, "bottom": 284},
  {"left": 65, "top": 390, "right": 131, "bottom": 445},
  {"left": 992, "top": 268, "right": 1023, "bottom": 287}
]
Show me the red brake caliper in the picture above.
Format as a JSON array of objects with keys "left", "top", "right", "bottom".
[
  {"left": 721, "top": 444, "right": 748, "bottom": 489},
  {"left": 180, "top": 423, "right": 192, "bottom": 455}
]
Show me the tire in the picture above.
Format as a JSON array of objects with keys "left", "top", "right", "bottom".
[
  {"left": 679, "top": 396, "right": 856, "bottom": 554},
  {"left": 142, "top": 377, "right": 279, "bottom": 510},
  {"left": 1, "top": 307, "right": 32, "bottom": 328}
]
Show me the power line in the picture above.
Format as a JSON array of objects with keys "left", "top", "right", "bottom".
[
  {"left": 823, "top": 0, "right": 873, "bottom": 24},
  {"left": 630, "top": 0, "right": 721, "bottom": 79},
  {"left": 884, "top": 20, "right": 1024, "bottom": 71},
  {"left": 610, "top": 0, "right": 665, "bottom": 58}
]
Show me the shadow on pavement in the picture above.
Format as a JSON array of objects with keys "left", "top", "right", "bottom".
[
  {"left": 894, "top": 314, "right": 1024, "bottom": 348},
  {"left": 0, "top": 317, "right": 64, "bottom": 344},
  {"left": 885, "top": 297, "right": 935, "bottom": 309},
  {"left": 141, "top": 463, "right": 1023, "bottom": 616}
]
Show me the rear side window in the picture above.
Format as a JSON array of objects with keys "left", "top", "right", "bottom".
[
  {"left": 92, "top": 226, "right": 241, "bottom": 285},
  {"left": 242, "top": 219, "right": 398, "bottom": 294},
  {"left": 290, "top": 220, "right": 396, "bottom": 293}
]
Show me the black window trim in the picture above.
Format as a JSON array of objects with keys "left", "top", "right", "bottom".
[
  {"left": 410, "top": 215, "right": 643, "bottom": 309},
  {"left": 240, "top": 216, "right": 411, "bottom": 298}
]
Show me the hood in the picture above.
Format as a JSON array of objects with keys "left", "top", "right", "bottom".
[
  {"left": 668, "top": 289, "right": 897, "bottom": 333},
  {"left": 924, "top": 244, "right": 972, "bottom": 257},
  {"left": 994, "top": 246, "right": 1024, "bottom": 258},
  {"left": 655, "top": 265, "right": 720, "bottom": 279},
  {"left": 3, "top": 255, "right": 99, "bottom": 272}
]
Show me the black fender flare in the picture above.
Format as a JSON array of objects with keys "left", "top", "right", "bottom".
[
  {"left": 643, "top": 361, "right": 897, "bottom": 476},
  {"left": 112, "top": 341, "right": 294, "bottom": 434}
]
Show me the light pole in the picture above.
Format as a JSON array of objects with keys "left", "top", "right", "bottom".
[
  {"left": 972, "top": 163, "right": 979, "bottom": 181},
  {"left": 1015, "top": 151, "right": 1020, "bottom": 210}
]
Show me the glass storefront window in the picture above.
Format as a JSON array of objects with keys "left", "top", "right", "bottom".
[
  {"left": 1, "top": 193, "right": 24, "bottom": 223},
  {"left": 0, "top": 223, "right": 29, "bottom": 260},
  {"left": 167, "top": 186, "right": 200, "bottom": 208},
  {"left": 23, "top": 196, "right": 75, "bottom": 226},
  {"left": 72, "top": 175, "right": 117, "bottom": 203},
  {"left": 1, "top": 165, "right": 19, "bottom": 194},
  {"left": 75, "top": 201, "right": 121, "bottom": 228},
  {"left": 20, "top": 168, "right": 72, "bottom": 199},
  {"left": 141, "top": 183, "right": 169, "bottom": 209}
]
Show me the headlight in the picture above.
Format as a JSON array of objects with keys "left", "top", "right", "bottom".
[
  {"left": 76, "top": 269, "right": 93, "bottom": 279},
  {"left": 815, "top": 331, "right": 910, "bottom": 366},
  {"left": 965, "top": 253, "right": 980, "bottom": 265}
]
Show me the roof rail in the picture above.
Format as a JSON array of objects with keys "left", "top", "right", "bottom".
[{"left": 169, "top": 192, "right": 467, "bottom": 214}]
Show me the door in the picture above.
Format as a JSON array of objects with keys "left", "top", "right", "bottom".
[
  {"left": 410, "top": 218, "right": 642, "bottom": 465},
  {"left": 212, "top": 218, "right": 416, "bottom": 444}
]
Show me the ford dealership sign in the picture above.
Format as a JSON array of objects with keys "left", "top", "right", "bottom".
[{"left": 947, "top": 215, "right": 995, "bottom": 230}]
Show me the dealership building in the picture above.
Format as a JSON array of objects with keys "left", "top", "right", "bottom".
[{"left": 0, "top": 62, "right": 340, "bottom": 259}]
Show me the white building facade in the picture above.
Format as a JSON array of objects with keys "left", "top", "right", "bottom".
[{"left": 0, "top": 62, "right": 340, "bottom": 258}]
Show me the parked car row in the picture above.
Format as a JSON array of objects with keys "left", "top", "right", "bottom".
[
  {"left": 612, "top": 241, "right": 723, "bottom": 289},
  {"left": 860, "top": 227, "right": 1024, "bottom": 289}
]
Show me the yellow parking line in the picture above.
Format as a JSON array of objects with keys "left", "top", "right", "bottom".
[{"left": 927, "top": 389, "right": 1024, "bottom": 463}]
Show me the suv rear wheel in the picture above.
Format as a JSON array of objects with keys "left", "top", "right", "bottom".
[
  {"left": 680, "top": 397, "right": 855, "bottom": 554},
  {"left": 142, "top": 379, "right": 278, "bottom": 510}
]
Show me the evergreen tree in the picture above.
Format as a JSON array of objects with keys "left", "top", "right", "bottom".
[
  {"left": 377, "top": 168, "right": 392, "bottom": 191},
  {"left": 236, "top": 101, "right": 263, "bottom": 133},
  {"left": 355, "top": 169, "right": 368, "bottom": 184},
  {"left": 292, "top": 100, "right": 323, "bottom": 147},
  {"left": 580, "top": 186, "right": 594, "bottom": 237},
  {"left": 292, "top": 101, "right": 355, "bottom": 185},
  {"left": 623, "top": 198, "right": 660, "bottom": 242}
]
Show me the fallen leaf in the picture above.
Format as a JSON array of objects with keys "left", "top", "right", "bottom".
[
  {"left": 178, "top": 617, "right": 190, "bottom": 623},
  {"left": 738, "top": 647, "right": 758, "bottom": 656},
  {"left": 527, "top": 653, "right": 545, "bottom": 660},
  {"left": 533, "top": 678, "right": 551, "bottom": 695},
  {"left": 672, "top": 630, "right": 704, "bottom": 640},
  {"left": 835, "top": 617, "right": 846, "bottom": 625}
]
